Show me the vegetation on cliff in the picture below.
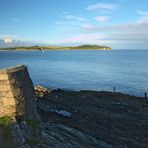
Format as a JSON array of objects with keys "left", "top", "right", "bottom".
[
  {"left": 0, "top": 117, "right": 16, "bottom": 148},
  {"left": 0, "top": 44, "right": 112, "bottom": 51}
]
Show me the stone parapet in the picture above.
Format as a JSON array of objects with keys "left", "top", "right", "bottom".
[{"left": 0, "top": 65, "right": 36, "bottom": 119}]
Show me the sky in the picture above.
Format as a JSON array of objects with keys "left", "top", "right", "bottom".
[{"left": 0, "top": 0, "right": 148, "bottom": 49}]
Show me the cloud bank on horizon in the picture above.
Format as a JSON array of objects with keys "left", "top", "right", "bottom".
[{"left": 0, "top": 0, "right": 148, "bottom": 49}]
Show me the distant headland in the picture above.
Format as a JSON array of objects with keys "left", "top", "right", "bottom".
[{"left": 0, "top": 44, "right": 112, "bottom": 51}]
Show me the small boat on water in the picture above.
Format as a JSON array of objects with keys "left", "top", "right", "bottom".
[{"left": 39, "top": 48, "right": 45, "bottom": 53}]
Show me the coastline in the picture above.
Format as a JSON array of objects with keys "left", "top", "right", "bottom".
[
  {"left": 0, "top": 44, "right": 112, "bottom": 51},
  {"left": 0, "top": 48, "right": 112, "bottom": 51}
]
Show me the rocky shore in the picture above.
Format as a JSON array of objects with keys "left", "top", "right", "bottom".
[
  {"left": 1, "top": 66, "right": 147, "bottom": 147},
  {"left": 34, "top": 86, "right": 148, "bottom": 148},
  {"left": 6, "top": 85, "right": 148, "bottom": 148},
  {"left": 1, "top": 86, "right": 148, "bottom": 148}
]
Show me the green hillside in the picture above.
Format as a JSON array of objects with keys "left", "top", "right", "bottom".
[{"left": 0, "top": 45, "right": 112, "bottom": 51}]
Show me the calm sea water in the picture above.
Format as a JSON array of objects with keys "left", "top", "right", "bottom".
[{"left": 0, "top": 50, "right": 148, "bottom": 96}]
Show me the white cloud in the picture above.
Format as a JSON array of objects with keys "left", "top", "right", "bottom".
[
  {"left": 137, "top": 10, "right": 148, "bottom": 16},
  {"left": 94, "top": 16, "right": 109, "bottom": 22},
  {"left": 83, "top": 23, "right": 93, "bottom": 29},
  {"left": 0, "top": 35, "right": 47, "bottom": 47},
  {"left": 82, "top": 18, "right": 148, "bottom": 48},
  {"left": 0, "top": 35, "right": 17, "bottom": 43},
  {"left": 4, "top": 37, "right": 13, "bottom": 43},
  {"left": 62, "top": 15, "right": 88, "bottom": 22},
  {"left": 47, "top": 34, "right": 110, "bottom": 45},
  {"left": 83, "top": 18, "right": 148, "bottom": 33},
  {"left": 137, "top": 10, "right": 148, "bottom": 23},
  {"left": 86, "top": 3, "right": 117, "bottom": 11},
  {"left": 54, "top": 21, "right": 72, "bottom": 25}
]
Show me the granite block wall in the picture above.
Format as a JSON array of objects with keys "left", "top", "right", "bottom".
[{"left": 0, "top": 65, "right": 36, "bottom": 119}]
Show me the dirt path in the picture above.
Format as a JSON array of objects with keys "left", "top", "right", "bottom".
[{"left": 0, "top": 127, "right": 4, "bottom": 148}]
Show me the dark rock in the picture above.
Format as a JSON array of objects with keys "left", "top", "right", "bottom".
[{"left": 37, "top": 88, "right": 148, "bottom": 148}]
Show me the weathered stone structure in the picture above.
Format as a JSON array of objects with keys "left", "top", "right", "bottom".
[{"left": 0, "top": 65, "right": 36, "bottom": 119}]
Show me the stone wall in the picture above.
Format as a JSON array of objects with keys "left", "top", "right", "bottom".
[{"left": 0, "top": 65, "right": 36, "bottom": 119}]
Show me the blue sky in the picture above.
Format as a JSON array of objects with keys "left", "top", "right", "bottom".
[{"left": 0, "top": 0, "right": 148, "bottom": 49}]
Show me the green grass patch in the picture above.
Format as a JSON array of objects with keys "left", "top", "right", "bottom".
[{"left": 0, "top": 116, "right": 16, "bottom": 148}]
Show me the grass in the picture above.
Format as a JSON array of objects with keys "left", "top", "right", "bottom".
[
  {"left": 0, "top": 44, "right": 112, "bottom": 51},
  {"left": 0, "top": 116, "right": 16, "bottom": 148}
]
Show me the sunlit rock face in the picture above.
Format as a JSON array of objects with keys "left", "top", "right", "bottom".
[{"left": 0, "top": 65, "right": 36, "bottom": 119}]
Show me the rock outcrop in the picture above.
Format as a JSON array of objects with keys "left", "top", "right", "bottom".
[
  {"left": 36, "top": 89, "right": 148, "bottom": 147},
  {"left": 0, "top": 65, "right": 36, "bottom": 119}
]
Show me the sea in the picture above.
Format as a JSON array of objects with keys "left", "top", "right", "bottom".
[{"left": 0, "top": 50, "right": 148, "bottom": 97}]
